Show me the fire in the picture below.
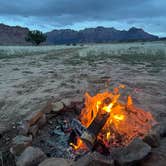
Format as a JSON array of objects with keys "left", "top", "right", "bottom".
[
  {"left": 113, "top": 114, "right": 124, "bottom": 121},
  {"left": 71, "top": 84, "right": 156, "bottom": 150},
  {"left": 70, "top": 138, "right": 84, "bottom": 150}
]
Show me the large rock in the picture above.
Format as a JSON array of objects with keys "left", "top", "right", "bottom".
[
  {"left": 10, "top": 135, "right": 32, "bottom": 156},
  {"left": 158, "top": 122, "right": 166, "bottom": 137},
  {"left": 37, "top": 113, "right": 47, "bottom": 128},
  {"left": 143, "top": 125, "right": 160, "bottom": 147},
  {"left": 41, "top": 101, "right": 53, "bottom": 114},
  {"left": 29, "top": 124, "right": 39, "bottom": 137},
  {"left": 52, "top": 101, "right": 64, "bottom": 112},
  {"left": 29, "top": 114, "right": 47, "bottom": 137},
  {"left": 73, "top": 152, "right": 114, "bottom": 166},
  {"left": 25, "top": 110, "right": 43, "bottom": 126},
  {"left": 20, "top": 113, "right": 47, "bottom": 136},
  {"left": 61, "top": 98, "right": 71, "bottom": 106},
  {"left": 16, "top": 146, "right": 46, "bottom": 166},
  {"left": 39, "top": 158, "right": 72, "bottom": 166},
  {"left": 140, "top": 138, "right": 166, "bottom": 166},
  {"left": 110, "top": 138, "right": 151, "bottom": 166}
]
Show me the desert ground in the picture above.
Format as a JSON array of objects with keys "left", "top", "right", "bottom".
[{"left": 0, "top": 41, "right": 166, "bottom": 127}]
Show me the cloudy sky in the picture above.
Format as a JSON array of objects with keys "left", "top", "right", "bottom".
[{"left": 0, "top": 0, "right": 165, "bottom": 36}]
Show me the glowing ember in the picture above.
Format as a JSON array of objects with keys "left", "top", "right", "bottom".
[{"left": 71, "top": 84, "right": 156, "bottom": 151}]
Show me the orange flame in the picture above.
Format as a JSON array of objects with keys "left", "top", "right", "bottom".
[
  {"left": 70, "top": 138, "right": 84, "bottom": 150},
  {"left": 71, "top": 85, "right": 156, "bottom": 150}
]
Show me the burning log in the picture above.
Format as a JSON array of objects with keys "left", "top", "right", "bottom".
[
  {"left": 71, "top": 98, "right": 111, "bottom": 149},
  {"left": 81, "top": 110, "right": 110, "bottom": 149}
]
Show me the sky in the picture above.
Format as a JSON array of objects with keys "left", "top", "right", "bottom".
[{"left": 0, "top": 0, "right": 165, "bottom": 37}]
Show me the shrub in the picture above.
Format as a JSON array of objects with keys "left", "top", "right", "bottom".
[{"left": 25, "top": 30, "right": 47, "bottom": 46}]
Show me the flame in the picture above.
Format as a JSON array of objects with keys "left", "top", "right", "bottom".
[
  {"left": 71, "top": 85, "right": 156, "bottom": 150},
  {"left": 106, "top": 132, "right": 111, "bottom": 140},
  {"left": 113, "top": 114, "right": 124, "bottom": 121},
  {"left": 103, "top": 103, "right": 113, "bottom": 113},
  {"left": 70, "top": 138, "right": 84, "bottom": 150},
  {"left": 127, "top": 95, "right": 133, "bottom": 106}
]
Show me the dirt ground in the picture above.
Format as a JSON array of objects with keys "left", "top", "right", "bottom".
[{"left": 0, "top": 42, "right": 165, "bottom": 127}]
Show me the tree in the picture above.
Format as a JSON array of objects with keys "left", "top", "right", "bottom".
[{"left": 25, "top": 30, "right": 47, "bottom": 45}]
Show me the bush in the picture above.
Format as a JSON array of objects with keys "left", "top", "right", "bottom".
[{"left": 25, "top": 30, "right": 47, "bottom": 46}]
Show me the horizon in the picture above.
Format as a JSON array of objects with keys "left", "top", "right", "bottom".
[{"left": 0, "top": 0, "right": 165, "bottom": 37}]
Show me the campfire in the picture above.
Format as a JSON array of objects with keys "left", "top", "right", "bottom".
[
  {"left": 69, "top": 84, "right": 156, "bottom": 154},
  {"left": 6, "top": 83, "right": 161, "bottom": 166}
]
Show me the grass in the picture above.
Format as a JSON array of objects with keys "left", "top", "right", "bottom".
[
  {"left": 0, "top": 47, "right": 46, "bottom": 59},
  {"left": 0, "top": 45, "right": 81, "bottom": 59},
  {"left": 60, "top": 42, "right": 166, "bottom": 74},
  {"left": 77, "top": 45, "right": 166, "bottom": 66},
  {"left": 0, "top": 42, "right": 165, "bottom": 70}
]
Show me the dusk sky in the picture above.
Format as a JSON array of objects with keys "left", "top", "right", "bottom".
[{"left": 0, "top": 0, "right": 165, "bottom": 36}]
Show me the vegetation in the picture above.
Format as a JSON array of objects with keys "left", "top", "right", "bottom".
[
  {"left": 0, "top": 46, "right": 62, "bottom": 59},
  {"left": 25, "top": 30, "right": 47, "bottom": 46}
]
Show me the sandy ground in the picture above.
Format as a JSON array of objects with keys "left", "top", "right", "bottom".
[{"left": 0, "top": 42, "right": 166, "bottom": 127}]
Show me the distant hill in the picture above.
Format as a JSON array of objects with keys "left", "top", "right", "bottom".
[
  {"left": 0, "top": 23, "right": 29, "bottom": 45},
  {"left": 46, "top": 26, "right": 159, "bottom": 44},
  {"left": 0, "top": 24, "right": 159, "bottom": 45}
]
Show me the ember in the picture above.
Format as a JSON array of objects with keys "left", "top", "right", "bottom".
[{"left": 70, "top": 84, "right": 156, "bottom": 152}]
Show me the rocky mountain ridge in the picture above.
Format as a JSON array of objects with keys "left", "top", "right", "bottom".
[{"left": 0, "top": 24, "right": 159, "bottom": 45}]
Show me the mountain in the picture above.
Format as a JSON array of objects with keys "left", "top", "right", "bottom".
[
  {"left": 0, "top": 24, "right": 159, "bottom": 45},
  {"left": 46, "top": 29, "right": 78, "bottom": 44},
  {"left": 0, "top": 23, "right": 29, "bottom": 45},
  {"left": 46, "top": 26, "right": 159, "bottom": 44}
]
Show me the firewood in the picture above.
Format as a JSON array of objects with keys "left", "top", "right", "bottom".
[
  {"left": 71, "top": 97, "right": 112, "bottom": 149},
  {"left": 71, "top": 109, "right": 110, "bottom": 149},
  {"left": 81, "top": 110, "right": 110, "bottom": 149}
]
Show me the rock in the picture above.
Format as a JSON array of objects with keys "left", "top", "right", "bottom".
[
  {"left": 39, "top": 157, "right": 72, "bottom": 166},
  {"left": 19, "top": 113, "right": 46, "bottom": 136},
  {"left": 71, "top": 96, "right": 83, "bottom": 103},
  {"left": 91, "top": 152, "right": 114, "bottom": 166},
  {"left": 52, "top": 101, "right": 64, "bottom": 112},
  {"left": 10, "top": 135, "right": 32, "bottom": 156},
  {"left": 18, "top": 121, "right": 30, "bottom": 136},
  {"left": 73, "top": 152, "right": 114, "bottom": 166},
  {"left": 16, "top": 146, "right": 46, "bottom": 166},
  {"left": 158, "top": 122, "right": 166, "bottom": 137},
  {"left": 110, "top": 138, "right": 151, "bottom": 166},
  {"left": 73, "top": 153, "right": 93, "bottom": 166},
  {"left": 140, "top": 138, "right": 166, "bottom": 166},
  {"left": 61, "top": 98, "right": 71, "bottom": 106},
  {"left": 140, "top": 152, "right": 166, "bottom": 166},
  {"left": 41, "top": 101, "right": 53, "bottom": 114},
  {"left": 143, "top": 125, "right": 160, "bottom": 147},
  {"left": 29, "top": 124, "right": 39, "bottom": 137},
  {"left": 25, "top": 110, "right": 43, "bottom": 126},
  {"left": 37, "top": 114, "right": 47, "bottom": 129}
]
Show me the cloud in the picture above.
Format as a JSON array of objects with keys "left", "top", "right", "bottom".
[{"left": 0, "top": 0, "right": 165, "bottom": 36}]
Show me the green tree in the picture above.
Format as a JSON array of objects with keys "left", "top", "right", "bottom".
[{"left": 25, "top": 30, "right": 47, "bottom": 45}]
